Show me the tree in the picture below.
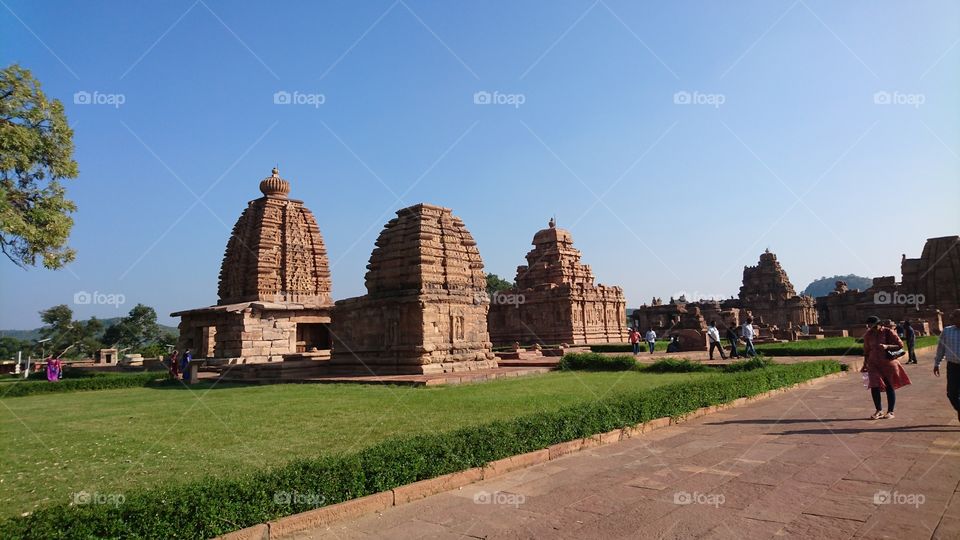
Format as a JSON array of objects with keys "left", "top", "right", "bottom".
[
  {"left": 103, "top": 304, "right": 162, "bottom": 352},
  {"left": 486, "top": 273, "right": 514, "bottom": 295},
  {"left": 0, "top": 336, "right": 30, "bottom": 360},
  {"left": 0, "top": 63, "right": 79, "bottom": 269},
  {"left": 37, "top": 304, "right": 103, "bottom": 358}
]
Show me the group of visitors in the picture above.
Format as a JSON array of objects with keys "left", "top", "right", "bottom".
[
  {"left": 628, "top": 318, "right": 760, "bottom": 360},
  {"left": 166, "top": 349, "right": 192, "bottom": 380},
  {"left": 627, "top": 328, "right": 658, "bottom": 354}
]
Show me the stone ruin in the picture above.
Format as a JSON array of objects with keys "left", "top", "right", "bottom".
[
  {"left": 817, "top": 236, "right": 960, "bottom": 335},
  {"left": 737, "top": 249, "right": 818, "bottom": 329},
  {"left": 487, "top": 219, "right": 627, "bottom": 346},
  {"left": 172, "top": 168, "right": 334, "bottom": 363},
  {"left": 631, "top": 249, "right": 815, "bottom": 344},
  {"left": 328, "top": 203, "right": 497, "bottom": 374}
]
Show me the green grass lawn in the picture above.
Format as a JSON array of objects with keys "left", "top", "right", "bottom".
[
  {"left": 754, "top": 335, "right": 937, "bottom": 356},
  {"left": 0, "top": 370, "right": 711, "bottom": 518}
]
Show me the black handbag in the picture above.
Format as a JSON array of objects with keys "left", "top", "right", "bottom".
[{"left": 886, "top": 348, "right": 906, "bottom": 360}]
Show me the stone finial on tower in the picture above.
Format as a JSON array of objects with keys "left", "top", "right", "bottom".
[
  {"left": 548, "top": 216, "right": 556, "bottom": 229},
  {"left": 259, "top": 166, "right": 290, "bottom": 198}
]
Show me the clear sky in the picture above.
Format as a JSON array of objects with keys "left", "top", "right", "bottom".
[{"left": 1, "top": 0, "right": 958, "bottom": 329}]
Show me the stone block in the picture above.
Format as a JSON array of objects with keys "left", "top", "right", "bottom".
[
  {"left": 392, "top": 468, "right": 483, "bottom": 505},
  {"left": 483, "top": 449, "right": 550, "bottom": 479}
]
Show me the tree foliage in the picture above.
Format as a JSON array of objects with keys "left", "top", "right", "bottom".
[
  {"left": 485, "top": 273, "right": 513, "bottom": 295},
  {"left": 802, "top": 274, "right": 873, "bottom": 298},
  {"left": 0, "top": 63, "right": 79, "bottom": 269},
  {"left": 102, "top": 304, "right": 163, "bottom": 352}
]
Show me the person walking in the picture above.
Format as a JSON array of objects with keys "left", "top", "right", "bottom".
[
  {"left": 179, "top": 349, "right": 192, "bottom": 381},
  {"left": 862, "top": 315, "right": 911, "bottom": 420},
  {"left": 742, "top": 318, "right": 758, "bottom": 358},
  {"left": 645, "top": 328, "right": 657, "bottom": 354},
  {"left": 169, "top": 349, "right": 180, "bottom": 379},
  {"left": 707, "top": 321, "right": 727, "bottom": 360},
  {"left": 725, "top": 323, "right": 741, "bottom": 358},
  {"left": 933, "top": 309, "right": 960, "bottom": 424},
  {"left": 903, "top": 320, "right": 918, "bottom": 364},
  {"left": 629, "top": 328, "right": 641, "bottom": 355}
]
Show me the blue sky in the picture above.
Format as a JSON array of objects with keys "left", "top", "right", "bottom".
[{"left": 1, "top": 0, "right": 958, "bottom": 329}]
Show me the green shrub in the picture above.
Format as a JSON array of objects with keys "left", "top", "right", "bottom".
[
  {"left": 589, "top": 341, "right": 665, "bottom": 353},
  {"left": 0, "top": 372, "right": 171, "bottom": 399},
  {"left": 0, "top": 360, "right": 841, "bottom": 539},
  {"left": 642, "top": 358, "right": 711, "bottom": 373},
  {"left": 559, "top": 352, "right": 637, "bottom": 371},
  {"left": 721, "top": 357, "right": 775, "bottom": 373}
]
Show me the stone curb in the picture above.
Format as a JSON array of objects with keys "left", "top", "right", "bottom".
[{"left": 215, "top": 369, "right": 847, "bottom": 539}]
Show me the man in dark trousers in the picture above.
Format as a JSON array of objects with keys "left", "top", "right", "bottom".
[
  {"left": 707, "top": 321, "right": 727, "bottom": 360},
  {"left": 934, "top": 309, "right": 960, "bottom": 424},
  {"left": 725, "top": 323, "right": 741, "bottom": 359},
  {"left": 903, "top": 320, "right": 918, "bottom": 364}
]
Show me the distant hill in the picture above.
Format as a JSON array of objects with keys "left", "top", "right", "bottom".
[
  {"left": 802, "top": 275, "right": 873, "bottom": 298},
  {"left": 0, "top": 317, "right": 178, "bottom": 342}
]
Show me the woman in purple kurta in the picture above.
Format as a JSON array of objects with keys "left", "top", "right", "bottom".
[
  {"left": 861, "top": 316, "right": 911, "bottom": 419},
  {"left": 46, "top": 357, "right": 62, "bottom": 382}
]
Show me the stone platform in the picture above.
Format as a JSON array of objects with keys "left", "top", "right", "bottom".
[{"left": 218, "top": 365, "right": 553, "bottom": 387}]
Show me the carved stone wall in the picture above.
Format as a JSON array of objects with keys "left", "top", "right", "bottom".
[
  {"left": 217, "top": 168, "right": 332, "bottom": 307},
  {"left": 488, "top": 219, "right": 627, "bottom": 345},
  {"left": 330, "top": 204, "right": 496, "bottom": 374}
]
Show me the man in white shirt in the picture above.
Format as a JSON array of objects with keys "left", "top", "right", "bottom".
[
  {"left": 934, "top": 309, "right": 960, "bottom": 423},
  {"left": 742, "top": 317, "right": 758, "bottom": 358},
  {"left": 707, "top": 321, "right": 727, "bottom": 360},
  {"left": 644, "top": 329, "right": 657, "bottom": 354}
]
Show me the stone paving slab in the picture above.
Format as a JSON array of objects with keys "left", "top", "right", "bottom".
[{"left": 290, "top": 348, "right": 960, "bottom": 539}]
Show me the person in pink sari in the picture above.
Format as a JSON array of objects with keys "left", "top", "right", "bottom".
[
  {"left": 45, "top": 357, "right": 62, "bottom": 382},
  {"left": 861, "top": 315, "right": 911, "bottom": 419}
]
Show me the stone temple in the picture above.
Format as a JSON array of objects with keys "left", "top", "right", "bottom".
[
  {"left": 329, "top": 203, "right": 497, "bottom": 374},
  {"left": 488, "top": 219, "right": 627, "bottom": 346},
  {"left": 172, "top": 168, "right": 334, "bottom": 363},
  {"left": 737, "top": 249, "right": 818, "bottom": 329}
]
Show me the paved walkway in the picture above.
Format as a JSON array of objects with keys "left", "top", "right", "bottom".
[{"left": 297, "top": 348, "right": 960, "bottom": 539}]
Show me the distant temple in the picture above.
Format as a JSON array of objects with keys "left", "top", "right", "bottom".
[
  {"left": 172, "top": 168, "right": 334, "bottom": 363},
  {"left": 487, "top": 219, "right": 627, "bottom": 346},
  {"left": 737, "top": 249, "right": 818, "bottom": 328}
]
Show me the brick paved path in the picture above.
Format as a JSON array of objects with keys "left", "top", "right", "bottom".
[{"left": 297, "top": 348, "right": 960, "bottom": 539}]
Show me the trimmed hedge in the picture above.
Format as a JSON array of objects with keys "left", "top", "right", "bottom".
[
  {"left": 0, "top": 372, "right": 172, "bottom": 399},
  {"left": 721, "top": 357, "right": 775, "bottom": 373},
  {"left": 589, "top": 342, "right": 666, "bottom": 353},
  {"left": 0, "top": 361, "right": 841, "bottom": 539},
  {"left": 559, "top": 352, "right": 637, "bottom": 371},
  {"left": 643, "top": 358, "right": 712, "bottom": 373}
]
